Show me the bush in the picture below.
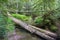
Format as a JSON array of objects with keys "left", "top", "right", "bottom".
[
  {"left": 34, "top": 16, "right": 43, "bottom": 26},
  {"left": 7, "top": 18, "right": 15, "bottom": 32},
  {"left": 12, "top": 14, "right": 31, "bottom": 21},
  {"left": 50, "top": 25, "right": 58, "bottom": 32}
]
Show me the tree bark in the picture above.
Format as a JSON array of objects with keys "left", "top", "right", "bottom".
[{"left": 29, "top": 25, "right": 57, "bottom": 38}]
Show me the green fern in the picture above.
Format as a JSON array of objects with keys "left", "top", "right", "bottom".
[{"left": 12, "top": 14, "right": 31, "bottom": 21}]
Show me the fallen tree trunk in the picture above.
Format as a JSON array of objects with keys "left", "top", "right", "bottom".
[
  {"left": 28, "top": 25, "right": 57, "bottom": 38},
  {"left": 8, "top": 13, "right": 57, "bottom": 38},
  {"left": 7, "top": 13, "right": 56, "bottom": 40}
]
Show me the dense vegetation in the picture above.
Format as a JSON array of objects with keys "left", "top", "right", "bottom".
[
  {"left": 11, "top": 13, "right": 58, "bottom": 32},
  {"left": 0, "top": 0, "right": 60, "bottom": 40}
]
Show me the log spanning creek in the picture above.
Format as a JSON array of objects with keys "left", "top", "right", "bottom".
[
  {"left": 7, "top": 13, "right": 57, "bottom": 40},
  {"left": 7, "top": 26, "right": 43, "bottom": 40},
  {"left": 7, "top": 24, "right": 56, "bottom": 40}
]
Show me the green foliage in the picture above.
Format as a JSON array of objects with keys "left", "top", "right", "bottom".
[
  {"left": 50, "top": 25, "right": 58, "bottom": 32},
  {"left": 0, "top": 0, "right": 8, "bottom": 3},
  {"left": 0, "top": 0, "right": 60, "bottom": 39},
  {"left": 45, "top": 19, "right": 50, "bottom": 23},
  {"left": 0, "top": 13, "right": 7, "bottom": 38},
  {"left": 12, "top": 14, "right": 31, "bottom": 21},
  {"left": 0, "top": 26, "right": 6, "bottom": 38},
  {"left": 34, "top": 16, "right": 43, "bottom": 26},
  {"left": 7, "top": 18, "right": 15, "bottom": 32},
  {"left": 0, "top": 12, "right": 15, "bottom": 39},
  {"left": 34, "top": 16, "right": 51, "bottom": 26}
]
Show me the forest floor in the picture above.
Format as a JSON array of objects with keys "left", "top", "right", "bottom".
[
  {"left": 15, "top": 28, "right": 42, "bottom": 40},
  {"left": 7, "top": 27, "right": 43, "bottom": 40}
]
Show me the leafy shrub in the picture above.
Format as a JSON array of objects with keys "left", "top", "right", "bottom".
[
  {"left": 50, "top": 25, "right": 58, "bottom": 32},
  {"left": 0, "top": 26, "right": 6, "bottom": 39},
  {"left": 34, "top": 16, "right": 43, "bottom": 26},
  {"left": 0, "top": 13, "right": 7, "bottom": 39},
  {"left": 7, "top": 18, "right": 15, "bottom": 32},
  {"left": 12, "top": 14, "right": 31, "bottom": 21}
]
